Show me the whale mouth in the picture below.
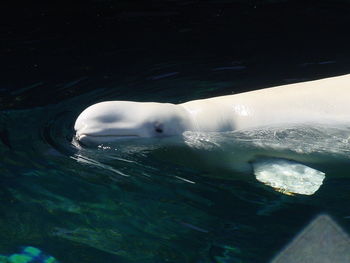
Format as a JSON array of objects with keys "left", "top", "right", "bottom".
[{"left": 76, "top": 133, "right": 140, "bottom": 143}]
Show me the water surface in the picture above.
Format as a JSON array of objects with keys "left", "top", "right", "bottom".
[{"left": 2, "top": 1, "right": 350, "bottom": 262}]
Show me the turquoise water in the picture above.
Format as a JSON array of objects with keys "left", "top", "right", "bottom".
[
  {"left": 2, "top": 61, "right": 350, "bottom": 262},
  {"left": 3, "top": 2, "right": 350, "bottom": 261}
]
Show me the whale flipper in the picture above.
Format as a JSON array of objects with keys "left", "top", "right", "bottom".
[{"left": 252, "top": 159, "right": 325, "bottom": 195}]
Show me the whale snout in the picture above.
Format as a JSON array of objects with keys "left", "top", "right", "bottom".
[
  {"left": 74, "top": 101, "right": 150, "bottom": 145},
  {"left": 74, "top": 124, "right": 142, "bottom": 145},
  {"left": 75, "top": 133, "right": 140, "bottom": 146},
  {"left": 74, "top": 115, "right": 142, "bottom": 144}
]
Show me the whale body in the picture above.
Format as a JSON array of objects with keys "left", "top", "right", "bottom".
[
  {"left": 75, "top": 74, "right": 350, "bottom": 144},
  {"left": 73, "top": 74, "right": 350, "bottom": 195}
]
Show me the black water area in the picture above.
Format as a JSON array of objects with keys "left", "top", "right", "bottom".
[{"left": 2, "top": 1, "right": 350, "bottom": 262}]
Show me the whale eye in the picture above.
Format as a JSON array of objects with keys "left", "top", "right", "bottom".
[{"left": 154, "top": 122, "right": 163, "bottom": 134}]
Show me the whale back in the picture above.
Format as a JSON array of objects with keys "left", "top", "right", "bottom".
[{"left": 181, "top": 74, "right": 350, "bottom": 130}]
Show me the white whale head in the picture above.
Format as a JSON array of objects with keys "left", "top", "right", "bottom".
[{"left": 74, "top": 101, "right": 192, "bottom": 144}]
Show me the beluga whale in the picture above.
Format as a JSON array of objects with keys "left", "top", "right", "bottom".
[{"left": 74, "top": 74, "right": 350, "bottom": 195}]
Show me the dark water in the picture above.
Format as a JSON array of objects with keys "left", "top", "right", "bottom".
[{"left": 2, "top": 1, "right": 350, "bottom": 262}]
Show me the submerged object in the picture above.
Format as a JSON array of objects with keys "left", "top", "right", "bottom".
[
  {"left": 0, "top": 246, "right": 58, "bottom": 263},
  {"left": 252, "top": 159, "right": 325, "bottom": 196},
  {"left": 272, "top": 214, "right": 350, "bottom": 263}
]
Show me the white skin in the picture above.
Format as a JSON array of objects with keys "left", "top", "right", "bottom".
[
  {"left": 74, "top": 101, "right": 194, "bottom": 144},
  {"left": 75, "top": 74, "right": 350, "bottom": 145}
]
